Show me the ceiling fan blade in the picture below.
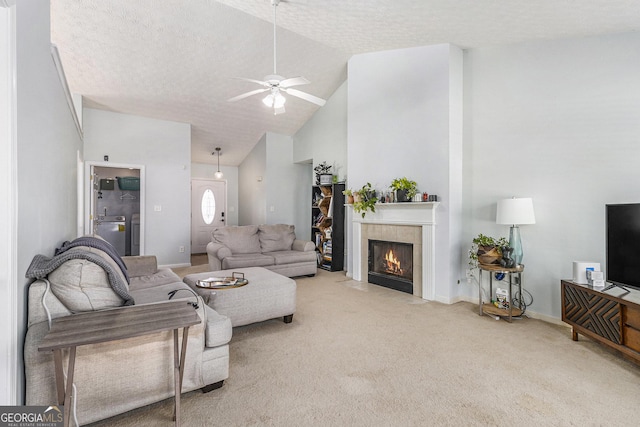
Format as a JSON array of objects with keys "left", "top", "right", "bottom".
[
  {"left": 228, "top": 88, "right": 269, "bottom": 102},
  {"left": 284, "top": 88, "right": 326, "bottom": 106},
  {"left": 234, "top": 77, "right": 269, "bottom": 87},
  {"left": 279, "top": 76, "right": 310, "bottom": 88}
]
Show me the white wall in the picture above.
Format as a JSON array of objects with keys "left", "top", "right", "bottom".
[
  {"left": 191, "top": 163, "right": 239, "bottom": 226},
  {"left": 83, "top": 109, "right": 191, "bottom": 266},
  {"left": 238, "top": 132, "right": 307, "bottom": 233},
  {"left": 0, "top": 2, "right": 16, "bottom": 405},
  {"left": 238, "top": 134, "right": 267, "bottom": 225},
  {"left": 14, "top": 0, "right": 83, "bottom": 403},
  {"left": 293, "top": 81, "right": 348, "bottom": 242},
  {"left": 348, "top": 44, "right": 464, "bottom": 302},
  {"left": 462, "top": 32, "right": 640, "bottom": 319},
  {"left": 265, "top": 133, "right": 301, "bottom": 228},
  {"left": 294, "top": 81, "right": 348, "bottom": 181}
]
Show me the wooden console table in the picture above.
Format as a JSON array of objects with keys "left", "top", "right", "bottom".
[
  {"left": 561, "top": 280, "right": 640, "bottom": 365},
  {"left": 38, "top": 300, "right": 201, "bottom": 427}
]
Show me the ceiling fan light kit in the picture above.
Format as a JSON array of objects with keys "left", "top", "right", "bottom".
[{"left": 228, "top": 0, "right": 326, "bottom": 115}]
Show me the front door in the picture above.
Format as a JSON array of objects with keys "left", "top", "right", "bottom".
[{"left": 191, "top": 179, "right": 226, "bottom": 254}]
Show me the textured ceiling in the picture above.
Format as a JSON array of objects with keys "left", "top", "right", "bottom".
[{"left": 50, "top": 0, "right": 640, "bottom": 166}]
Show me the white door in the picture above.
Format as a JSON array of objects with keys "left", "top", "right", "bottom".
[{"left": 191, "top": 179, "right": 226, "bottom": 254}]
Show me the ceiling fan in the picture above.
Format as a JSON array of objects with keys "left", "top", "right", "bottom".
[{"left": 228, "top": 0, "right": 326, "bottom": 115}]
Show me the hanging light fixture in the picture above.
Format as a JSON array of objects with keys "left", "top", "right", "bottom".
[{"left": 213, "top": 147, "right": 223, "bottom": 179}]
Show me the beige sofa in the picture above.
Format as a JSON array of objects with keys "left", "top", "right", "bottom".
[
  {"left": 24, "top": 247, "right": 232, "bottom": 426},
  {"left": 206, "top": 224, "right": 317, "bottom": 277}
]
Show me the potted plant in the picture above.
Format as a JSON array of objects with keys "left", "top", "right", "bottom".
[
  {"left": 353, "top": 183, "right": 378, "bottom": 218},
  {"left": 342, "top": 189, "right": 354, "bottom": 204},
  {"left": 469, "top": 234, "right": 510, "bottom": 268},
  {"left": 313, "top": 161, "right": 332, "bottom": 185},
  {"left": 390, "top": 177, "right": 418, "bottom": 202}
]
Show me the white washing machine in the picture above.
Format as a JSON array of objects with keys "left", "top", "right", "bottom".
[
  {"left": 96, "top": 215, "right": 126, "bottom": 256},
  {"left": 131, "top": 213, "right": 140, "bottom": 256}
]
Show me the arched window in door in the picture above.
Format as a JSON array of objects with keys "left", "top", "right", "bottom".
[{"left": 201, "top": 189, "right": 216, "bottom": 225}]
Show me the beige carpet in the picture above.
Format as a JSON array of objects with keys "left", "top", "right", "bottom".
[{"left": 89, "top": 268, "right": 640, "bottom": 426}]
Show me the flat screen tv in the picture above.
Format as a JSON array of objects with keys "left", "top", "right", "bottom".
[{"left": 606, "top": 203, "right": 640, "bottom": 291}]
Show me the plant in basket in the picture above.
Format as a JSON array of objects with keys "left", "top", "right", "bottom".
[
  {"left": 313, "top": 161, "right": 332, "bottom": 185},
  {"left": 469, "top": 234, "right": 510, "bottom": 269},
  {"left": 342, "top": 189, "right": 354, "bottom": 204}
]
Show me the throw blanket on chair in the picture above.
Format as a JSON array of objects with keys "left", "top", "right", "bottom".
[
  {"left": 55, "top": 236, "right": 130, "bottom": 283},
  {"left": 25, "top": 249, "right": 135, "bottom": 306}
]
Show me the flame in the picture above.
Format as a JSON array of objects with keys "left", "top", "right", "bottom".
[{"left": 384, "top": 249, "right": 403, "bottom": 275}]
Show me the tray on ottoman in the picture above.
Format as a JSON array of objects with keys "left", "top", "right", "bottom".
[
  {"left": 195, "top": 272, "right": 248, "bottom": 289},
  {"left": 184, "top": 267, "right": 296, "bottom": 327}
]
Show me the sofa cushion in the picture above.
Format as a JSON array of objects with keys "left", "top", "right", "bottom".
[
  {"left": 212, "top": 225, "right": 261, "bottom": 254},
  {"left": 258, "top": 224, "right": 296, "bottom": 252},
  {"left": 267, "top": 250, "right": 318, "bottom": 265},
  {"left": 222, "top": 253, "right": 275, "bottom": 269},
  {"left": 128, "top": 281, "right": 194, "bottom": 305},
  {"left": 128, "top": 268, "right": 182, "bottom": 291},
  {"left": 123, "top": 255, "right": 158, "bottom": 277},
  {"left": 47, "top": 258, "right": 127, "bottom": 312}
]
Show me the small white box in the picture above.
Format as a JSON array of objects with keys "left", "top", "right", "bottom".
[
  {"left": 572, "top": 261, "right": 601, "bottom": 284},
  {"left": 496, "top": 288, "right": 509, "bottom": 309},
  {"left": 591, "top": 279, "right": 606, "bottom": 287},
  {"left": 587, "top": 270, "right": 604, "bottom": 282}
]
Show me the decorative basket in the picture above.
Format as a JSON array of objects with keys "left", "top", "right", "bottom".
[
  {"left": 477, "top": 246, "right": 502, "bottom": 266},
  {"left": 319, "top": 174, "right": 333, "bottom": 185},
  {"left": 116, "top": 176, "right": 140, "bottom": 191}
]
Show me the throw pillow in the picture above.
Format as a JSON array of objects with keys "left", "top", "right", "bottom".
[
  {"left": 212, "top": 225, "right": 261, "bottom": 254},
  {"left": 258, "top": 224, "right": 296, "bottom": 253}
]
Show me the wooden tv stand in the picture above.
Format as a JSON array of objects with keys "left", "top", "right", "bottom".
[{"left": 561, "top": 280, "right": 640, "bottom": 365}]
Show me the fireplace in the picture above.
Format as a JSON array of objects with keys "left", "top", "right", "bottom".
[
  {"left": 350, "top": 202, "right": 438, "bottom": 299},
  {"left": 368, "top": 240, "right": 414, "bottom": 294}
]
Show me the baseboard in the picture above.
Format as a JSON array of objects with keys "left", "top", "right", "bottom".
[
  {"left": 441, "top": 294, "right": 475, "bottom": 305},
  {"left": 160, "top": 263, "right": 191, "bottom": 269},
  {"left": 524, "top": 310, "right": 567, "bottom": 326},
  {"left": 439, "top": 294, "right": 566, "bottom": 326}
]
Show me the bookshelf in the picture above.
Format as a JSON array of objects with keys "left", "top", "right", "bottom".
[{"left": 311, "top": 183, "right": 345, "bottom": 271}]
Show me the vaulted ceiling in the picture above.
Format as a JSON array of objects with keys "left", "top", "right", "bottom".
[{"left": 50, "top": 0, "right": 640, "bottom": 166}]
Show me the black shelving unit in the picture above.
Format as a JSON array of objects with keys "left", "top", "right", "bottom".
[{"left": 311, "top": 183, "right": 345, "bottom": 271}]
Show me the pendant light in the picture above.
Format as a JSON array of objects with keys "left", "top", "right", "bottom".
[{"left": 214, "top": 147, "right": 223, "bottom": 179}]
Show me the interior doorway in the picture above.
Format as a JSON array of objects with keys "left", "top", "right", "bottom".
[
  {"left": 85, "top": 162, "right": 145, "bottom": 256},
  {"left": 191, "top": 179, "right": 226, "bottom": 254}
]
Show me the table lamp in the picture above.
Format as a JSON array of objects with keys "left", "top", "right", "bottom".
[{"left": 496, "top": 197, "right": 536, "bottom": 266}]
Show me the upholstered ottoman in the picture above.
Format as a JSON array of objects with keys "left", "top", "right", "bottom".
[{"left": 183, "top": 267, "right": 296, "bottom": 327}]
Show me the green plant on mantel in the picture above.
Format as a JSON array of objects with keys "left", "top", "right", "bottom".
[
  {"left": 353, "top": 182, "right": 378, "bottom": 218},
  {"left": 390, "top": 177, "right": 418, "bottom": 201},
  {"left": 343, "top": 188, "right": 354, "bottom": 204}
]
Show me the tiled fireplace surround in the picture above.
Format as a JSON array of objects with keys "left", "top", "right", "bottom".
[{"left": 349, "top": 203, "right": 439, "bottom": 300}]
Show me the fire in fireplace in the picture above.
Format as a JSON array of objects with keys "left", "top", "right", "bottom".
[{"left": 368, "top": 240, "right": 413, "bottom": 294}]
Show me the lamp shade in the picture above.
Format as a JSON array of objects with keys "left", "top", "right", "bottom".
[{"left": 496, "top": 197, "right": 536, "bottom": 225}]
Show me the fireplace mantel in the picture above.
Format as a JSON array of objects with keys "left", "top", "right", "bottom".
[
  {"left": 352, "top": 202, "right": 438, "bottom": 225},
  {"left": 348, "top": 202, "right": 439, "bottom": 300}
]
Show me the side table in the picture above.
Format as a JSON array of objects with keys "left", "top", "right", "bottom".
[
  {"left": 38, "top": 300, "right": 200, "bottom": 427},
  {"left": 478, "top": 264, "right": 524, "bottom": 322}
]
